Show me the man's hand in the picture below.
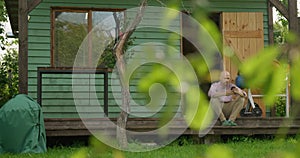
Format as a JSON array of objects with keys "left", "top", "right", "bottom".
[
  {"left": 226, "top": 90, "right": 234, "bottom": 96},
  {"left": 231, "top": 87, "right": 247, "bottom": 98}
]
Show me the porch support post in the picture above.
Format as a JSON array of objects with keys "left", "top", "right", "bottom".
[
  {"left": 18, "top": 0, "right": 41, "bottom": 94},
  {"left": 288, "top": 0, "right": 298, "bottom": 33},
  {"left": 268, "top": 1, "right": 274, "bottom": 45},
  {"left": 18, "top": 0, "right": 28, "bottom": 94},
  {"left": 269, "top": 0, "right": 298, "bottom": 33},
  {"left": 28, "top": 0, "right": 42, "bottom": 12},
  {"left": 289, "top": 0, "right": 299, "bottom": 117},
  {"left": 269, "top": 0, "right": 289, "bottom": 20}
]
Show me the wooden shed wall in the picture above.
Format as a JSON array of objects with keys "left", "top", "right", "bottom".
[{"left": 27, "top": 0, "right": 269, "bottom": 118}]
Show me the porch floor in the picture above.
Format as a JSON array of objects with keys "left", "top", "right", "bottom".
[{"left": 44, "top": 117, "right": 300, "bottom": 137}]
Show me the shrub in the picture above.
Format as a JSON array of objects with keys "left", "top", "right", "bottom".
[
  {"left": 275, "top": 96, "right": 286, "bottom": 117},
  {"left": 0, "top": 45, "right": 18, "bottom": 107}
]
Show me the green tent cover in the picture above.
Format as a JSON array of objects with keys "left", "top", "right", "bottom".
[{"left": 0, "top": 94, "right": 47, "bottom": 154}]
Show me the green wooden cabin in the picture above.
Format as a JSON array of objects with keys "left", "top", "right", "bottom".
[{"left": 5, "top": 0, "right": 273, "bottom": 119}]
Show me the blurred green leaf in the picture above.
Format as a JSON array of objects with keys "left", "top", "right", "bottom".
[
  {"left": 186, "top": 54, "right": 209, "bottom": 80},
  {"left": 263, "top": 64, "right": 287, "bottom": 105},
  {"left": 161, "top": 7, "right": 179, "bottom": 29},
  {"left": 113, "top": 150, "right": 125, "bottom": 158},
  {"left": 184, "top": 87, "right": 212, "bottom": 130},
  {"left": 138, "top": 64, "right": 171, "bottom": 92},
  {"left": 240, "top": 47, "right": 280, "bottom": 88},
  {"left": 189, "top": 4, "right": 222, "bottom": 53},
  {"left": 240, "top": 46, "right": 288, "bottom": 105},
  {"left": 291, "top": 58, "right": 300, "bottom": 100},
  {"left": 206, "top": 144, "right": 234, "bottom": 158},
  {"left": 71, "top": 148, "right": 87, "bottom": 158},
  {"left": 286, "top": 32, "right": 298, "bottom": 44},
  {"left": 166, "top": 0, "right": 181, "bottom": 10}
]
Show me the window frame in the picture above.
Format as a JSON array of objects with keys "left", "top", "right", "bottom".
[{"left": 50, "top": 7, "right": 125, "bottom": 68}]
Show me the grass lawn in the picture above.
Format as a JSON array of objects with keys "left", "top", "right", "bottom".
[{"left": 1, "top": 138, "right": 299, "bottom": 158}]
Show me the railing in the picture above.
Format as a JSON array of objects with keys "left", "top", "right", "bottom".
[{"left": 37, "top": 67, "right": 109, "bottom": 116}]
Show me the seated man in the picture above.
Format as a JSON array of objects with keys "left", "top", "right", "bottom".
[{"left": 208, "top": 71, "right": 247, "bottom": 126}]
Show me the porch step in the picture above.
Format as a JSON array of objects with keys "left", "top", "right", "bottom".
[{"left": 44, "top": 117, "right": 300, "bottom": 137}]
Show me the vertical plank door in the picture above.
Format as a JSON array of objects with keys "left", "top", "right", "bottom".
[{"left": 222, "top": 12, "right": 265, "bottom": 117}]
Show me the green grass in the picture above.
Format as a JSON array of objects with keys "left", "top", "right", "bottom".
[{"left": 1, "top": 138, "right": 299, "bottom": 158}]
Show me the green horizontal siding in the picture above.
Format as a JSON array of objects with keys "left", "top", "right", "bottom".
[
  {"left": 28, "top": 36, "right": 50, "bottom": 43},
  {"left": 28, "top": 30, "right": 50, "bottom": 36},
  {"left": 28, "top": 50, "right": 50, "bottom": 57},
  {"left": 28, "top": 43, "right": 50, "bottom": 50}
]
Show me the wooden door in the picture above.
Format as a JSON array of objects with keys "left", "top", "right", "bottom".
[
  {"left": 222, "top": 12, "right": 264, "bottom": 80},
  {"left": 221, "top": 12, "right": 266, "bottom": 117}
]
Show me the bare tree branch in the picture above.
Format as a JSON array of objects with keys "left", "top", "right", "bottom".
[{"left": 114, "top": 0, "right": 147, "bottom": 57}]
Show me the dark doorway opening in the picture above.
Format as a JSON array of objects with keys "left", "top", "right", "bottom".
[{"left": 181, "top": 12, "right": 221, "bottom": 95}]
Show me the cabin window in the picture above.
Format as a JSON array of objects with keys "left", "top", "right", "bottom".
[{"left": 52, "top": 8, "right": 124, "bottom": 67}]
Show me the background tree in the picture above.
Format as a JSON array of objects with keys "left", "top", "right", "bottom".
[
  {"left": 273, "top": 16, "right": 289, "bottom": 45},
  {"left": 0, "top": 43, "right": 18, "bottom": 107},
  {"left": 0, "top": 0, "right": 19, "bottom": 107},
  {"left": 0, "top": 0, "right": 7, "bottom": 50},
  {"left": 273, "top": 0, "right": 289, "bottom": 45},
  {"left": 114, "top": 0, "right": 147, "bottom": 148}
]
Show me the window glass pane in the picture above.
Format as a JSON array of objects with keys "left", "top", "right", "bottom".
[
  {"left": 92, "top": 11, "right": 124, "bottom": 38},
  {"left": 53, "top": 10, "right": 124, "bottom": 68},
  {"left": 54, "top": 11, "right": 88, "bottom": 67},
  {"left": 92, "top": 11, "right": 124, "bottom": 68}
]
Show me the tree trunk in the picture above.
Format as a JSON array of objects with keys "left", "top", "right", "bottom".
[
  {"left": 114, "top": 0, "right": 147, "bottom": 148},
  {"left": 116, "top": 87, "right": 130, "bottom": 148}
]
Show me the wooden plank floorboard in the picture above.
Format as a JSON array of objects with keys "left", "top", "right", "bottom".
[{"left": 44, "top": 117, "right": 300, "bottom": 137}]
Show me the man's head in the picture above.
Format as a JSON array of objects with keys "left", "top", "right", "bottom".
[{"left": 220, "top": 71, "right": 231, "bottom": 85}]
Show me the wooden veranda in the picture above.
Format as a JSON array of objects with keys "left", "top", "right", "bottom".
[{"left": 44, "top": 117, "right": 300, "bottom": 138}]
